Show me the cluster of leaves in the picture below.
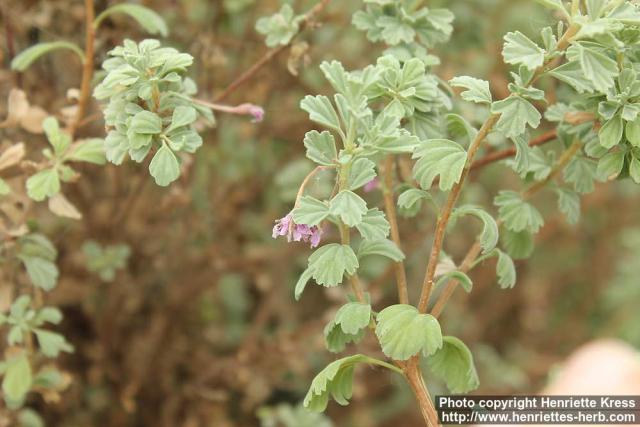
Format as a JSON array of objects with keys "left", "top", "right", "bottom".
[
  {"left": 0, "top": 233, "right": 72, "bottom": 408},
  {"left": 0, "top": 2, "right": 174, "bottom": 420},
  {"left": 275, "top": 0, "right": 640, "bottom": 417},
  {"left": 353, "top": 0, "right": 454, "bottom": 64},
  {"left": 82, "top": 240, "right": 131, "bottom": 282},
  {"left": 95, "top": 39, "right": 214, "bottom": 186},
  {"left": 25, "top": 117, "right": 106, "bottom": 201},
  {"left": 256, "top": 4, "right": 304, "bottom": 47}
]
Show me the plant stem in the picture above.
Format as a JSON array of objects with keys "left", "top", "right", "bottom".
[
  {"left": 417, "top": 114, "right": 499, "bottom": 313},
  {"left": 417, "top": 24, "right": 579, "bottom": 314},
  {"left": 404, "top": 357, "right": 440, "bottom": 427},
  {"left": 429, "top": 138, "right": 583, "bottom": 318},
  {"left": 470, "top": 130, "right": 557, "bottom": 171},
  {"left": 382, "top": 155, "right": 409, "bottom": 304},
  {"left": 214, "top": 0, "right": 331, "bottom": 102},
  {"left": 69, "top": 0, "right": 95, "bottom": 138}
]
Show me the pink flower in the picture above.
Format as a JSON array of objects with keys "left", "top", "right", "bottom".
[
  {"left": 272, "top": 212, "right": 322, "bottom": 248},
  {"left": 364, "top": 177, "right": 379, "bottom": 192},
  {"left": 248, "top": 105, "right": 265, "bottom": 123}
]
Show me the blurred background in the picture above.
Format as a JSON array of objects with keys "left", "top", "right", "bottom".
[{"left": 1, "top": 0, "right": 640, "bottom": 426}]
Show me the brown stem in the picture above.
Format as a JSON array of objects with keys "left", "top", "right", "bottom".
[
  {"left": 416, "top": 24, "right": 580, "bottom": 313},
  {"left": 470, "top": 130, "right": 557, "bottom": 171},
  {"left": 404, "top": 358, "right": 440, "bottom": 427},
  {"left": 69, "top": 0, "right": 95, "bottom": 138},
  {"left": 417, "top": 114, "right": 500, "bottom": 313},
  {"left": 214, "top": 0, "right": 331, "bottom": 102},
  {"left": 382, "top": 156, "right": 409, "bottom": 304}
]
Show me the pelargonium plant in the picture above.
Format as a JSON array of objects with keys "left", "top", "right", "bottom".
[{"left": 266, "top": 0, "right": 640, "bottom": 424}]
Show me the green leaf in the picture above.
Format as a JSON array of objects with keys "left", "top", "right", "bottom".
[
  {"left": 534, "top": 0, "right": 569, "bottom": 16},
  {"left": 427, "top": 336, "right": 479, "bottom": 394},
  {"left": 95, "top": 4, "right": 168, "bottom": 36},
  {"left": 597, "top": 151, "right": 625, "bottom": 180},
  {"left": 599, "top": 114, "right": 623, "bottom": 149},
  {"left": 294, "top": 268, "right": 313, "bottom": 301},
  {"left": 11, "top": 42, "right": 84, "bottom": 71},
  {"left": 625, "top": 120, "right": 640, "bottom": 147},
  {"left": 130, "top": 111, "right": 163, "bottom": 134},
  {"left": 495, "top": 191, "right": 544, "bottom": 233},
  {"left": 26, "top": 169, "right": 60, "bottom": 201},
  {"left": 495, "top": 249, "right": 516, "bottom": 289},
  {"left": 397, "top": 188, "right": 434, "bottom": 216},
  {"left": 501, "top": 228, "right": 535, "bottom": 260},
  {"left": 453, "top": 206, "right": 499, "bottom": 254},
  {"left": 556, "top": 188, "right": 581, "bottom": 224},
  {"left": 304, "top": 354, "right": 396, "bottom": 412},
  {"left": 334, "top": 302, "right": 372, "bottom": 334},
  {"left": 502, "top": 31, "right": 545, "bottom": 71},
  {"left": 629, "top": 156, "right": 640, "bottom": 184},
  {"left": 549, "top": 61, "right": 597, "bottom": 93},
  {"left": 375, "top": 304, "right": 442, "bottom": 360},
  {"left": 18, "top": 257, "right": 58, "bottom": 291},
  {"left": 330, "top": 191, "right": 367, "bottom": 227},
  {"left": 0, "top": 178, "right": 9, "bottom": 196},
  {"left": 33, "top": 329, "right": 73, "bottom": 358},
  {"left": 355, "top": 208, "right": 390, "bottom": 240},
  {"left": 255, "top": 4, "right": 302, "bottom": 47},
  {"left": 165, "top": 106, "right": 197, "bottom": 134},
  {"left": 446, "top": 114, "right": 478, "bottom": 144},
  {"left": 358, "top": 239, "right": 404, "bottom": 262},
  {"left": 67, "top": 139, "right": 106, "bottom": 165},
  {"left": 149, "top": 144, "right": 180, "bottom": 186},
  {"left": 292, "top": 196, "right": 330, "bottom": 226},
  {"left": 564, "top": 156, "right": 598, "bottom": 194},
  {"left": 304, "top": 131, "right": 337, "bottom": 166},
  {"left": 2, "top": 354, "right": 31, "bottom": 406},
  {"left": 436, "top": 270, "right": 473, "bottom": 293},
  {"left": 42, "top": 117, "right": 71, "bottom": 155},
  {"left": 324, "top": 320, "right": 365, "bottom": 353},
  {"left": 412, "top": 139, "right": 467, "bottom": 191},
  {"left": 300, "top": 95, "right": 342, "bottom": 133},
  {"left": 449, "top": 76, "right": 492, "bottom": 104},
  {"left": 347, "top": 158, "right": 376, "bottom": 190},
  {"left": 308, "top": 244, "right": 359, "bottom": 287},
  {"left": 586, "top": 0, "right": 607, "bottom": 19},
  {"left": 576, "top": 44, "right": 619, "bottom": 92},
  {"left": 491, "top": 96, "right": 541, "bottom": 138}
]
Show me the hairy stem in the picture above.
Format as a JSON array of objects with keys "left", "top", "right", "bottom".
[
  {"left": 69, "top": 0, "right": 95, "bottom": 137},
  {"left": 382, "top": 156, "right": 409, "bottom": 304}
]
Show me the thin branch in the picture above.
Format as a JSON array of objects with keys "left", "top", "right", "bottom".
[
  {"left": 382, "top": 156, "right": 409, "bottom": 304},
  {"left": 214, "top": 0, "right": 331, "bottom": 102},
  {"left": 430, "top": 138, "right": 584, "bottom": 318},
  {"left": 416, "top": 23, "right": 580, "bottom": 314},
  {"left": 417, "top": 114, "right": 499, "bottom": 313},
  {"left": 295, "top": 165, "right": 332, "bottom": 206},
  {"left": 470, "top": 130, "right": 557, "bottom": 171},
  {"left": 69, "top": 0, "right": 96, "bottom": 137}
]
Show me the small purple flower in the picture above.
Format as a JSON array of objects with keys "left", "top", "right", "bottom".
[
  {"left": 364, "top": 177, "right": 380, "bottom": 193},
  {"left": 272, "top": 213, "right": 292, "bottom": 238},
  {"left": 248, "top": 105, "right": 265, "bottom": 123},
  {"left": 272, "top": 212, "right": 322, "bottom": 248}
]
